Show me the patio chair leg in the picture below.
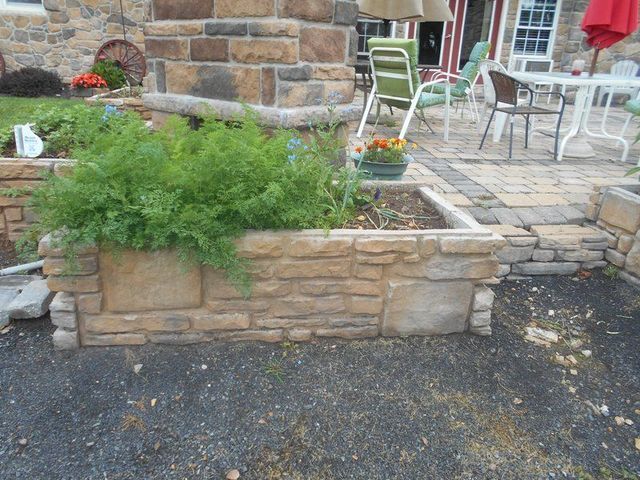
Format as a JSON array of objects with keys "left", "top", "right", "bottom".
[
  {"left": 524, "top": 114, "right": 530, "bottom": 149},
  {"left": 621, "top": 113, "right": 634, "bottom": 163},
  {"left": 357, "top": 86, "right": 376, "bottom": 138},
  {"left": 508, "top": 115, "right": 515, "bottom": 160},
  {"left": 400, "top": 96, "right": 420, "bottom": 140},
  {"left": 479, "top": 109, "right": 496, "bottom": 151},
  {"left": 470, "top": 89, "right": 479, "bottom": 124},
  {"left": 553, "top": 111, "right": 564, "bottom": 161}
]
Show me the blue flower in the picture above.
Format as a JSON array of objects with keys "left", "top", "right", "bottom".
[
  {"left": 102, "top": 104, "right": 122, "bottom": 122},
  {"left": 286, "top": 137, "right": 307, "bottom": 163},
  {"left": 374, "top": 187, "right": 382, "bottom": 202}
]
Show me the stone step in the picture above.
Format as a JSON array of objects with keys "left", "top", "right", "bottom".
[{"left": 0, "top": 275, "right": 44, "bottom": 327}]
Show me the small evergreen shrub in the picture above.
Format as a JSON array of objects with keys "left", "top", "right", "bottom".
[
  {"left": 90, "top": 60, "right": 127, "bottom": 90},
  {"left": 29, "top": 112, "right": 360, "bottom": 295},
  {"left": 0, "top": 67, "right": 63, "bottom": 97}
]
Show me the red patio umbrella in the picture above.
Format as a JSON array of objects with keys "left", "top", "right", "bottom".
[{"left": 581, "top": 0, "right": 638, "bottom": 76}]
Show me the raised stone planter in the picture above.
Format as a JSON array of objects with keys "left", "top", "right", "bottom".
[
  {"left": 587, "top": 185, "right": 640, "bottom": 288},
  {"left": 0, "top": 158, "right": 73, "bottom": 241},
  {"left": 85, "top": 88, "right": 152, "bottom": 121},
  {"left": 40, "top": 188, "right": 506, "bottom": 350}
]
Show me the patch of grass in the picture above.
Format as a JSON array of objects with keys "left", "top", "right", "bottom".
[
  {"left": 603, "top": 264, "right": 619, "bottom": 279},
  {"left": 264, "top": 358, "right": 285, "bottom": 383},
  {"left": 121, "top": 413, "right": 146, "bottom": 432},
  {"left": 574, "top": 465, "right": 639, "bottom": 480},
  {"left": 0, "top": 96, "right": 82, "bottom": 133}
]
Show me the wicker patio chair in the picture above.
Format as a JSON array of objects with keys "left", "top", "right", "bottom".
[{"left": 479, "top": 71, "right": 565, "bottom": 160}]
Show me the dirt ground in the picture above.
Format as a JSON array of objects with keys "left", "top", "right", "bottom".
[{"left": 0, "top": 271, "right": 638, "bottom": 480}]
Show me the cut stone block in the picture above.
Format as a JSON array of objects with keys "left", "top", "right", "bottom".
[
  {"left": 52, "top": 328, "right": 79, "bottom": 350},
  {"left": 8, "top": 279, "right": 55, "bottom": 319},
  {"left": 532, "top": 249, "right": 555, "bottom": 262},
  {"left": 382, "top": 280, "right": 472, "bottom": 336},
  {"left": 599, "top": 188, "right": 640, "bottom": 233},
  {"left": 496, "top": 245, "right": 534, "bottom": 264},
  {"left": 605, "top": 249, "right": 626, "bottom": 268},
  {"left": 511, "top": 262, "right": 579, "bottom": 275}
]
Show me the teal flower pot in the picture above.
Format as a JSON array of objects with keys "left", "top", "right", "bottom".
[{"left": 352, "top": 153, "right": 411, "bottom": 181}]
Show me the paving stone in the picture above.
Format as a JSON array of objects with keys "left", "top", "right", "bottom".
[
  {"left": 466, "top": 207, "right": 497, "bottom": 225},
  {"left": 512, "top": 208, "right": 545, "bottom": 228},
  {"left": 490, "top": 208, "right": 524, "bottom": 227},
  {"left": 7, "top": 279, "right": 55, "bottom": 319},
  {"left": 487, "top": 224, "right": 531, "bottom": 237},
  {"left": 535, "top": 206, "right": 568, "bottom": 225},
  {"left": 512, "top": 262, "right": 580, "bottom": 275}
]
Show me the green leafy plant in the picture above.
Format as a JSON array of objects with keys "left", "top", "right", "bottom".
[
  {"left": 29, "top": 110, "right": 355, "bottom": 295},
  {"left": 90, "top": 60, "right": 127, "bottom": 90},
  {"left": 0, "top": 67, "right": 63, "bottom": 97},
  {"left": 603, "top": 264, "right": 619, "bottom": 279}
]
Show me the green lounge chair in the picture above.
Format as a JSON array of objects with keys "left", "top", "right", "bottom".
[
  {"left": 429, "top": 41, "right": 491, "bottom": 123},
  {"left": 356, "top": 38, "right": 451, "bottom": 141},
  {"left": 621, "top": 95, "right": 640, "bottom": 164}
]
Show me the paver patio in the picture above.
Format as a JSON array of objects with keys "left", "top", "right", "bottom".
[{"left": 349, "top": 98, "right": 640, "bottom": 229}]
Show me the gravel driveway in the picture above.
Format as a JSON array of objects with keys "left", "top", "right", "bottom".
[{"left": 1, "top": 271, "right": 639, "bottom": 479}]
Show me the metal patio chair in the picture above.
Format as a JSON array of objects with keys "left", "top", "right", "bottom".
[{"left": 479, "top": 71, "right": 565, "bottom": 160}]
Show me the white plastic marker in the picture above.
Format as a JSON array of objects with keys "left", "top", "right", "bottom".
[{"left": 14, "top": 124, "right": 44, "bottom": 158}]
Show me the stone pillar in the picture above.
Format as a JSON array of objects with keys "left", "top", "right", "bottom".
[{"left": 142, "top": 0, "right": 361, "bottom": 129}]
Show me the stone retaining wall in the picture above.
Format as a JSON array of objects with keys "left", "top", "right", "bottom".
[
  {"left": 142, "top": 0, "right": 361, "bottom": 128},
  {"left": 489, "top": 224, "right": 608, "bottom": 279},
  {"left": 0, "top": 158, "right": 71, "bottom": 241},
  {"left": 85, "top": 88, "right": 152, "bottom": 121},
  {"left": 0, "top": 0, "right": 145, "bottom": 81},
  {"left": 586, "top": 185, "right": 640, "bottom": 288},
  {"left": 41, "top": 188, "right": 506, "bottom": 349}
]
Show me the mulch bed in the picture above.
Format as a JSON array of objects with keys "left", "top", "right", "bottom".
[
  {"left": 345, "top": 190, "right": 448, "bottom": 230},
  {"left": 0, "top": 271, "right": 638, "bottom": 479},
  {"left": 0, "top": 234, "right": 18, "bottom": 269}
]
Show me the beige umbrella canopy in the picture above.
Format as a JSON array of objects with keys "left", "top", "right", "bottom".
[{"left": 357, "top": 0, "right": 454, "bottom": 22}]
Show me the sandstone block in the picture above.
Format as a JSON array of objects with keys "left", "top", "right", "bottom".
[
  {"left": 300, "top": 27, "right": 347, "bottom": 63},
  {"left": 532, "top": 249, "right": 555, "bottom": 262},
  {"left": 190, "top": 38, "right": 229, "bottom": 62},
  {"left": 256, "top": 318, "right": 326, "bottom": 329},
  {"left": 382, "top": 280, "right": 472, "bottom": 336},
  {"left": 619, "top": 270, "right": 640, "bottom": 290},
  {"left": 439, "top": 236, "right": 506, "bottom": 254},
  {"left": 355, "top": 253, "right": 399, "bottom": 265},
  {"left": 511, "top": 262, "right": 579, "bottom": 275},
  {"left": 53, "top": 328, "right": 79, "bottom": 350},
  {"left": 277, "top": 81, "right": 323, "bottom": 108},
  {"left": 625, "top": 242, "right": 640, "bottom": 276},
  {"left": 582, "top": 260, "right": 608, "bottom": 270},
  {"left": 618, "top": 234, "right": 635, "bottom": 254},
  {"left": 354, "top": 264, "right": 383, "bottom": 280},
  {"left": 262, "top": 66, "right": 276, "bottom": 106},
  {"left": 0, "top": 161, "right": 53, "bottom": 180},
  {"left": 288, "top": 237, "right": 352, "bottom": 257},
  {"left": 230, "top": 39, "right": 298, "bottom": 64},
  {"left": 204, "top": 21, "right": 248, "bottom": 36},
  {"left": 472, "top": 286, "right": 494, "bottom": 311},
  {"left": 83, "top": 333, "right": 147, "bottom": 346},
  {"left": 76, "top": 293, "right": 102, "bottom": 314},
  {"left": 598, "top": 188, "right": 640, "bottom": 233},
  {"left": 153, "top": 0, "right": 214, "bottom": 20},
  {"left": 556, "top": 249, "right": 604, "bottom": 262},
  {"left": 299, "top": 280, "right": 382, "bottom": 296},
  {"left": 279, "top": 0, "right": 334, "bottom": 22},
  {"left": 249, "top": 21, "right": 299, "bottom": 37},
  {"left": 277, "top": 260, "right": 350, "bottom": 278},
  {"left": 329, "top": 317, "right": 378, "bottom": 327},
  {"left": 47, "top": 275, "right": 100, "bottom": 293},
  {"left": 355, "top": 237, "right": 416, "bottom": 254},
  {"left": 145, "top": 38, "right": 188, "bottom": 60},
  {"left": 497, "top": 264, "right": 511, "bottom": 277},
  {"left": 50, "top": 291, "right": 75, "bottom": 312},
  {"left": 470, "top": 325, "right": 492, "bottom": 336},
  {"left": 191, "top": 312, "right": 250, "bottom": 331},
  {"left": 349, "top": 295, "right": 383, "bottom": 315},
  {"left": 100, "top": 250, "right": 200, "bottom": 312},
  {"left": 287, "top": 328, "right": 312, "bottom": 341},
  {"left": 270, "top": 296, "right": 346, "bottom": 317},
  {"left": 316, "top": 326, "right": 378, "bottom": 339},
  {"left": 206, "top": 299, "right": 270, "bottom": 313},
  {"left": 334, "top": 0, "right": 359, "bottom": 25},
  {"left": 4, "top": 207, "right": 22, "bottom": 222},
  {"left": 278, "top": 65, "right": 314, "bottom": 81},
  {"left": 43, "top": 255, "right": 97, "bottom": 276},
  {"left": 605, "top": 248, "right": 626, "bottom": 267},
  {"left": 148, "top": 333, "right": 206, "bottom": 345},
  {"left": 39, "top": 233, "right": 97, "bottom": 257},
  {"left": 236, "top": 235, "right": 285, "bottom": 258},
  {"left": 507, "top": 236, "right": 538, "bottom": 247},
  {"left": 216, "top": 0, "right": 274, "bottom": 17},
  {"left": 84, "top": 313, "right": 190, "bottom": 334},
  {"left": 51, "top": 309, "right": 77, "bottom": 329},
  {"left": 496, "top": 245, "right": 534, "bottom": 264},
  {"left": 469, "top": 310, "right": 491, "bottom": 328},
  {"left": 312, "top": 66, "right": 355, "bottom": 80},
  {"left": 220, "top": 329, "right": 283, "bottom": 343},
  {"left": 396, "top": 254, "right": 499, "bottom": 280},
  {"left": 419, "top": 238, "right": 438, "bottom": 257}
]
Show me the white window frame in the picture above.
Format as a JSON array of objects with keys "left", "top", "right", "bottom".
[
  {"left": 0, "top": 0, "right": 45, "bottom": 14},
  {"left": 511, "top": 0, "right": 561, "bottom": 60},
  {"left": 356, "top": 18, "right": 397, "bottom": 58}
]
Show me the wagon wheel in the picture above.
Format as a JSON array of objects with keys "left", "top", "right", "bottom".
[
  {"left": 0, "top": 51, "right": 5, "bottom": 77},
  {"left": 95, "top": 39, "right": 146, "bottom": 85}
]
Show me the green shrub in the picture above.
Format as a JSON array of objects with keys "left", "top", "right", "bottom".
[
  {"left": 29, "top": 112, "right": 359, "bottom": 295},
  {"left": 0, "top": 67, "right": 63, "bottom": 97},
  {"left": 90, "top": 60, "right": 127, "bottom": 90}
]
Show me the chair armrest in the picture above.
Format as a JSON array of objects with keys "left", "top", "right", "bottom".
[
  {"left": 416, "top": 78, "right": 451, "bottom": 96},
  {"left": 432, "top": 71, "right": 472, "bottom": 87}
]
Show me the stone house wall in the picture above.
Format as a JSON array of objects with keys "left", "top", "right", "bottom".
[
  {"left": 586, "top": 185, "right": 640, "bottom": 288},
  {"left": 0, "top": 0, "right": 145, "bottom": 82},
  {"left": 142, "top": 0, "right": 361, "bottom": 129},
  {"left": 499, "top": 0, "right": 640, "bottom": 74},
  {"left": 40, "top": 189, "right": 507, "bottom": 350},
  {"left": 0, "top": 158, "right": 71, "bottom": 241}
]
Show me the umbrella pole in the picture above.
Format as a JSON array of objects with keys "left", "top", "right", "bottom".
[
  {"left": 589, "top": 47, "right": 600, "bottom": 77},
  {"left": 383, "top": 19, "right": 391, "bottom": 37}
]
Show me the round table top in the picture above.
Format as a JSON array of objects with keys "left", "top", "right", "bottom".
[{"left": 511, "top": 71, "right": 640, "bottom": 88}]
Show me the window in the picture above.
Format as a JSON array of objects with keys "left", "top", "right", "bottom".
[
  {"left": 356, "top": 19, "right": 386, "bottom": 58},
  {"left": 513, "top": 0, "right": 559, "bottom": 56},
  {"left": 0, "top": 0, "right": 44, "bottom": 12}
]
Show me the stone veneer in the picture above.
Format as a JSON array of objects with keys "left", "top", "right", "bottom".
[
  {"left": 142, "top": 0, "right": 361, "bottom": 128},
  {"left": 586, "top": 185, "right": 640, "bottom": 289},
  {"left": 0, "top": 0, "right": 145, "bottom": 82},
  {"left": 41, "top": 188, "right": 507, "bottom": 350},
  {"left": 0, "top": 158, "right": 72, "bottom": 241}
]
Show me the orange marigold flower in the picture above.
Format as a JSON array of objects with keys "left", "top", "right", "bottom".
[{"left": 355, "top": 146, "right": 363, "bottom": 153}]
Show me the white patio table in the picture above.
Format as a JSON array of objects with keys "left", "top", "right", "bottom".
[{"left": 509, "top": 71, "right": 640, "bottom": 161}]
